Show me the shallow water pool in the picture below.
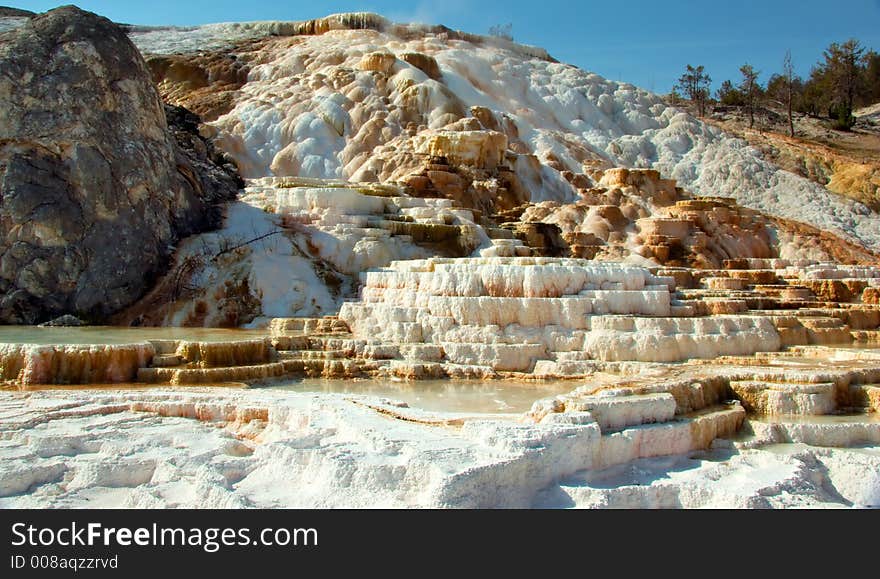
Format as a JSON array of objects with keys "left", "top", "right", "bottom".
[
  {"left": 265, "top": 378, "right": 576, "bottom": 414},
  {"left": 0, "top": 326, "right": 268, "bottom": 345}
]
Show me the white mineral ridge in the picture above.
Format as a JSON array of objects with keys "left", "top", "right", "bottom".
[
  {"left": 1, "top": 389, "right": 878, "bottom": 508},
  {"left": 240, "top": 181, "right": 482, "bottom": 276},
  {"left": 128, "top": 17, "right": 880, "bottom": 251},
  {"left": 533, "top": 444, "right": 880, "bottom": 509},
  {"left": 341, "top": 258, "right": 781, "bottom": 364},
  {"left": 128, "top": 21, "right": 305, "bottom": 54}
]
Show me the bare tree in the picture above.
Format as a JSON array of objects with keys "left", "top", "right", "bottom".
[
  {"left": 738, "top": 64, "right": 761, "bottom": 129},
  {"left": 782, "top": 51, "right": 795, "bottom": 137},
  {"left": 488, "top": 23, "right": 513, "bottom": 41},
  {"left": 170, "top": 253, "right": 206, "bottom": 302},
  {"left": 212, "top": 231, "right": 281, "bottom": 262},
  {"left": 675, "top": 64, "right": 712, "bottom": 117}
]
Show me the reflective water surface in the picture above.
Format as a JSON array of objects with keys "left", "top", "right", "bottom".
[
  {"left": 266, "top": 378, "right": 575, "bottom": 414},
  {"left": 0, "top": 326, "right": 268, "bottom": 345}
]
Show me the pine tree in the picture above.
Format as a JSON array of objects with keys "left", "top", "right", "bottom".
[
  {"left": 822, "top": 39, "right": 865, "bottom": 129},
  {"left": 716, "top": 80, "right": 743, "bottom": 106},
  {"left": 863, "top": 50, "right": 880, "bottom": 105},
  {"left": 675, "top": 65, "right": 712, "bottom": 117}
]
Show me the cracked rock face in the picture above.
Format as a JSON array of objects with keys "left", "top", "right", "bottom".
[{"left": 0, "top": 6, "right": 239, "bottom": 324}]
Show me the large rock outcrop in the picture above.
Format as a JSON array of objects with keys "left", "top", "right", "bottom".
[
  {"left": 0, "top": 6, "right": 240, "bottom": 324},
  {"left": 0, "top": 7, "right": 34, "bottom": 17}
]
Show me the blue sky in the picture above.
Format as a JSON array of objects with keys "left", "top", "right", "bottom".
[{"left": 8, "top": 1, "right": 880, "bottom": 94}]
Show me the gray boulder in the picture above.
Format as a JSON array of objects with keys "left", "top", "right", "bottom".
[{"left": 0, "top": 5, "right": 239, "bottom": 324}]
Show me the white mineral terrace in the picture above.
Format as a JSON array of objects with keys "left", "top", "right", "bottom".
[
  {"left": 4, "top": 258, "right": 880, "bottom": 387},
  {"left": 340, "top": 257, "right": 782, "bottom": 369},
  {"left": 2, "top": 331, "right": 880, "bottom": 507},
  {"left": 239, "top": 179, "right": 488, "bottom": 277},
  {"left": 1, "top": 382, "right": 878, "bottom": 508},
  {"left": 2, "top": 259, "right": 880, "bottom": 507}
]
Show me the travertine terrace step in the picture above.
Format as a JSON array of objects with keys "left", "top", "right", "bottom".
[
  {"left": 669, "top": 304, "right": 696, "bottom": 316},
  {"left": 268, "top": 317, "right": 351, "bottom": 335},
  {"left": 847, "top": 384, "right": 880, "bottom": 412},
  {"left": 399, "top": 344, "right": 444, "bottom": 361},
  {"left": 440, "top": 342, "right": 547, "bottom": 372},
  {"left": 702, "top": 277, "right": 747, "bottom": 291},
  {"left": 143, "top": 338, "right": 277, "bottom": 369},
  {"left": 271, "top": 335, "right": 312, "bottom": 351},
  {"left": 138, "top": 355, "right": 374, "bottom": 384},
  {"left": 150, "top": 354, "right": 184, "bottom": 368},
  {"left": 562, "top": 392, "right": 677, "bottom": 432},
  {"left": 539, "top": 403, "right": 747, "bottom": 468},
  {"left": 769, "top": 316, "right": 810, "bottom": 346},
  {"left": 278, "top": 349, "right": 350, "bottom": 360},
  {"left": 247, "top": 181, "right": 486, "bottom": 261},
  {"left": 729, "top": 380, "right": 838, "bottom": 415},
  {"left": 0, "top": 342, "right": 155, "bottom": 386},
  {"left": 725, "top": 270, "right": 780, "bottom": 284},
  {"left": 149, "top": 340, "right": 180, "bottom": 356},
  {"left": 138, "top": 362, "right": 291, "bottom": 385},
  {"left": 723, "top": 258, "right": 799, "bottom": 270},
  {"left": 173, "top": 339, "right": 276, "bottom": 368},
  {"left": 852, "top": 330, "right": 880, "bottom": 343},
  {"left": 340, "top": 258, "right": 795, "bottom": 366},
  {"left": 687, "top": 299, "right": 749, "bottom": 316},
  {"left": 799, "top": 317, "right": 853, "bottom": 344},
  {"left": 11, "top": 257, "right": 880, "bottom": 388},
  {"left": 128, "top": 323, "right": 376, "bottom": 385}
]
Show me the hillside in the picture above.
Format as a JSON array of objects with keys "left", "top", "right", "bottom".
[
  {"left": 127, "top": 15, "right": 880, "bottom": 247},
  {"left": 102, "top": 12, "right": 880, "bottom": 324},
  {"left": 708, "top": 103, "right": 880, "bottom": 211},
  {"left": 2, "top": 9, "right": 879, "bottom": 326}
]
